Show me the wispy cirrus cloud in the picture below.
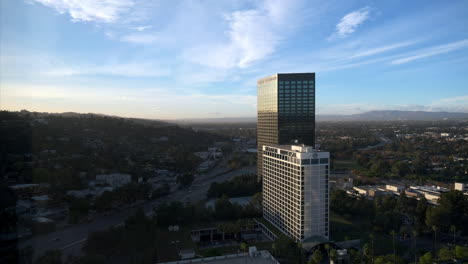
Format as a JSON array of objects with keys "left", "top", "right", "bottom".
[
  {"left": 348, "top": 40, "right": 417, "bottom": 59},
  {"left": 31, "top": 0, "right": 135, "bottom": 23},
  {"left": 132, "top": 25, "right": 152, "bottom": 31},
  {"left": 333, "top": 7, "right": 371, "bottom": 38},
  {"left": 391, "top": 39, "right": 468, "bottom": 64},
  {"left": 43, "top": 62, "right": 171, "bottom": 77},
  {"left": 120, "top": 33, "right": 158, "bottom": 44},
  {"left": 184, "top": 0, "right": 307, "bottom": 69}
]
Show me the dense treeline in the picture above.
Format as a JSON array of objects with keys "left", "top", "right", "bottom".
[
  {"left": 331, "top": 189, "right": 468, "bottom": 236},
  {"left": 156, "top": 193, "right": 262, "bottom": 226},
  {"left": 1, "top": 110, "right": 228, "bottom": 188},
  {"left": 207, "top": 174, "right": 261, "bottom": 198}
]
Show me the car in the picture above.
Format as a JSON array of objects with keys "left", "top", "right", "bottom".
[{"left": 52, "top": 237, "right": 60, "bottom": 242}]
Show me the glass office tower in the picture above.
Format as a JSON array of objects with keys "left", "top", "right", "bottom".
[{"left": 257, "top": 73, "right": 315, "bottom": 180}]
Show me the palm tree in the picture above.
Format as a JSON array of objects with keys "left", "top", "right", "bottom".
[
  {"left": 298, "top": 242, "right": 304, "bottom": 264},
  {"left": 240, "top": 242, "right": 248, "bottom": 263},
  {"left": 272, "top": 242, "right": 277, "bottom": 257},
  {"left": 432, "top": 225, "right": 438, "bottom": 263},
  {"left": 330, "top": 249, "right": 338, "bottom": 264},
  {"left": 450, "top": 225, "right": 456, "bottom": 244},
  {"left": 369, "top": 233, "right": 375, "bottom": 264},
  {"left": 412, "top": 229, "right": 418, "bottom": 264},
  {"left": 391, "top": 230, "right": 397, "bottom": 264},
  {"left": 324, "top": 244, "right": 331, "bottom": 264},
  {"left": 217, "top": 223, "right": 226, "bottom": 241}
]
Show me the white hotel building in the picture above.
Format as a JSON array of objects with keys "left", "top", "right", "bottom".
[{"left": 262, "top": 145, "right": 329, "bottom": 242}]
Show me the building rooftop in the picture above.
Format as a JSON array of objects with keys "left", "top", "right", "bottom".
[
  {"left": 266, "top": 145, "right": 318, "bottom": 153},
  {"left": 31, "top": 195, "right": 50, "bottom": 201},
  {"left": 9, "top": 183, "right": 40, "bottom": 189},
  {"left": 158, "top": 251, "right": 278, "bottom": 264},
  {"left": 32, "top": 216, "right": 54, "bottom": 223}
]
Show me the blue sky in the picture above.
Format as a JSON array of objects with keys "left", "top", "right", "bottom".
[{"left": 1, "top": 0, "right": 468, "bottom": 119}]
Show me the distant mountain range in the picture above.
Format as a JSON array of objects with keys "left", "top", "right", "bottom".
[
  {"left": 173, "top": 111, "right": 468, "bottom": 123},
  {"left": 13, "top": 109, "right": 468, "bottom": 123},
  {"left": 317, "top": 110, "right": 468, "bottom": 121}
]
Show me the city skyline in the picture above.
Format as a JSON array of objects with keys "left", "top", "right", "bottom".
[{"left": 2, "top": 0, "right": 468, "bottom": 119}]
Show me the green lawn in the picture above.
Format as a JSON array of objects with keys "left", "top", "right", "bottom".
[
  {"left": 155, "top": 226, "right": 195, "bottom": 262},
  {"left": 330, "top": 212, "right": 409, "bottom": 256},
  {"left": 330, "top": 212, "right": 372, "bottom": 241}
]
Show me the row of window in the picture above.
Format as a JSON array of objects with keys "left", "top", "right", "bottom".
[
  {"left": 279, "top": 87, "right": 314, "bottom": 91},
  {"left": 279, "top": 80, "right": 314, "bottom": 85}
]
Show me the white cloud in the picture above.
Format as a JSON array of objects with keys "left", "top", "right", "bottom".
[
  {"left": 430, "top": 95, "right": 468, "bottom": 112},
  {"left": 43, "top": 62, "right": 170, "bottom": 77},
  {"left": 184, "top": 0, "right": 304, "bottom": 69},
  {"left": 132, "top": 25, "right": 152, "bottom": 31},
  {"left": 439, "top": 95, "right": 468, "bottom": 103},
  {"left": 334, "top": 7, "right": 370, "bottom": 38},
  {"left": 32, "top": 0, "right": 134, "bottom": 23},
  {"left": 349, "top": 41, "right": 417, "bottom": 59},
  {"left": 391, "top": 39, "right": 468, "bottom": 64},
  {"left": 120, "top": 33, "right": 158, "bottom": 44}
]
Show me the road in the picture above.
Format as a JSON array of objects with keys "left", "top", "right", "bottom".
[
  {"left": 358, "top": 135, "right": 393, "bottom": 151},
  {"left": 18, "top": 164, "right": 256, "bottom": 260}
]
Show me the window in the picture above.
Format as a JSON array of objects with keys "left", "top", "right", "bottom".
[{"left": 320, "top": 158, "right": 329, "bottom": 164}]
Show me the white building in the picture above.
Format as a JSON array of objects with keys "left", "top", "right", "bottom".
[
  {"left": 386, "top": 184, "right": 404, "bottom": 193},
  {"left": 455, "top": 182, "right": 467, "bottom": 192},
  {"left": 96, "top": 173, "right": 131, "bottom": 187},
  {"left": 262, "top": 145, "right": 329, "bottom": 242}
]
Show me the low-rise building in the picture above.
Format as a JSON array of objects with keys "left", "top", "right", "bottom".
[
  {"left": 31, "top": 195, "right": 50, "bottom": 207},
  {"left": 454, "top": 182, "right": 467, "bottom": 192},
  {"left": 160, "top": 250, "right": 279, "bottom": 264},
  {"left": 386, "top": 184, "right": 404, "bottom": 193},
  {"left": 96, "top": 173, "right": 131, "bottom": 187},
  {"left": 353, "top": 186, "right": 386, "bottom": 198},
  {"left": 9, "top": 184, "right": 42, "bottom": 199}
]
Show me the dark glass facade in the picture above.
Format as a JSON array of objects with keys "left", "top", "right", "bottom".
[{"left": 257, "top": 73, "right": 315, "bottom": 180}]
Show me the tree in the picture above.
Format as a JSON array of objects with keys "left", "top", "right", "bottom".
[
  {"left": 36, "top": 250, "right": 62, "bottom": 264},
  {"left": 455, "top": 246, "right": 468, "bottom": 259},
  {"left": 240, "top": 242, "right": 248, "bottom": 264},
  {"left": 390, "top": 230, "right": 397, "bottom": 264},
  {"left": 298, "top": 242, "right": 304, "bottom": 264},
  {"left": 419, "top": 252, "right": 433, "bottom": 264},
  {"left": 438, "top": 247, "right": 453, "bottom": 261},
  {"left": 324, "top": 244, "right": 331, "bottom": 264},
  {"left": 20, "top": 245, "right": 34, "bottom": 264},
  {"left": 240, "top": 242, "right": 248, "bottom": 253},
  {"left": 309, "top": 249, "right": 323, "bottom": 264},
  {"left": 68, "top": 197, "right": 91, "bottom": 224},
  {"left": 349, "top": 249, "right": 362, "bottom": 264},
  {"left": 412, "top": 230, "right": 418, "bottom": 264},
  {"left": 450, "top": 225, "right": 457, "bottom": 244},
  {"left": 329, "top": 249, "right": 338, "bottom": 264},
  {"left": 177, "top": 173, "right": 194, "bottom": 189},
  {"left": 204, "top": 248, "right": 222, "bottom": 257},
  {"left": 363, "top": 243, "right": 372, "bottom": 264},
  {"left": 432, "top": 225, "right": 438, "bottom": 257},
  {"left": 369, "top": 233, "right": 375, "bottom": 264}
]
